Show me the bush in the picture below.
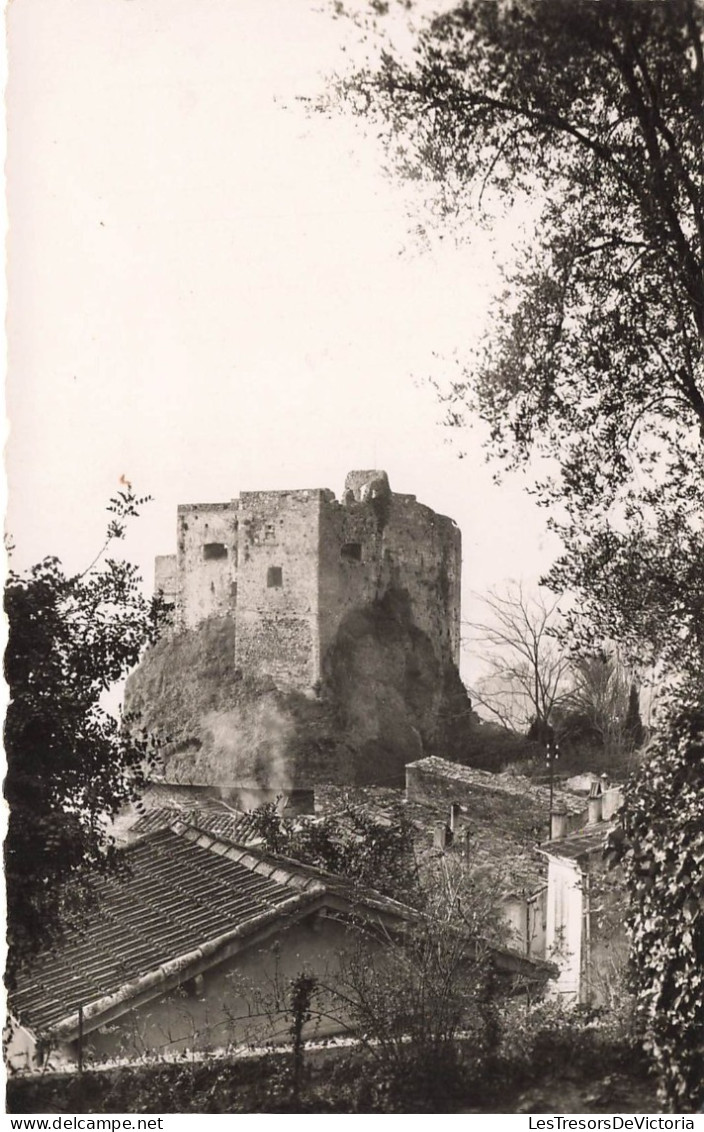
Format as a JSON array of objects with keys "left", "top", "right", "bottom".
[
  {"left": 497, "top": 1001, "right": 640, "bottom": 1081},
  {"left": 608, "top": 692, "right": 704, "bottom": 1113}
]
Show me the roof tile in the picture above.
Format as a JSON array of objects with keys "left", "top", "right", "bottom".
[{"left": 12, "top": 826, "right": 309, "bottom": 1037}]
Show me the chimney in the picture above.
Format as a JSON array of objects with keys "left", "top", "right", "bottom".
[
  {"left": 588, "top": 794, "right": 603, "bottom": 824},
  {"left": 449, "top": 803, "right": 461, "bottom": 832},
  {"left": 433, "top": 821, "right": 449, "bottom": 850},
  {"left": 550, "top": 808, "right": 567, "bottom": 840}
]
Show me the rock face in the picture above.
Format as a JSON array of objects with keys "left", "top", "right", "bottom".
[
  {"left": 125, "top": 472, "right": 473, "bottom": 795},
  {"left": 125, "top": 589, "right": 474, "bottom": 793}
]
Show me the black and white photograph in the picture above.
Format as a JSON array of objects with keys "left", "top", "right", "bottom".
[{"left": 4, "top": 0, "right": 703, "bottom": 1118}]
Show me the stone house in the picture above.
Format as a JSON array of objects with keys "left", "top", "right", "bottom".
[
  {"left": 9, "top": 820, "right": 548, "bottom": 1071},
  {"left": 404, "top": 756, "right": 586, "bottom": 958},
  {"left": 541, "top": 783, "right": 627, "bottom": 1006}
]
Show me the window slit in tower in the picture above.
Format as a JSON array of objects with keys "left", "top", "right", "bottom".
[
  {"left": 341, "top": 542, "right": 362, "bottom": 562},
  {"left": 203, "top": 543, "right": 228, "bottom": 561}
]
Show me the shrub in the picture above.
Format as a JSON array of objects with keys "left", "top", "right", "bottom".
[{"left": 608, "top": 692, "right": 704, "bottom": 1112}]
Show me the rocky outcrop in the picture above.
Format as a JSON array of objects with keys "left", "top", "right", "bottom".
[{"left": 124, "top": 587, "right": 476, "bottom": 792}]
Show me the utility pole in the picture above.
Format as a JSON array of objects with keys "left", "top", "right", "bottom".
[
  {"left": 546, "top": 738, "right": 560, "bottom": 828},
  {"left": 77, "top": 1003, "right": 84, "bottom": 1074}
]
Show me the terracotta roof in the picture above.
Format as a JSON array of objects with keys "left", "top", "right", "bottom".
[
  {"left": 13, "top": 820, "right": 427, "bottom": 1043},
  {"left": 12, "top": 824, "right": 327, "bottom": 1040},
  {"left": 132, "top": 782, "right": 235, "bottom": 812},
  {"left": 127, "top": 806, "right": 261, "bottom": 844},
  {"left": 109, "top": 782, "right": 244, "bottom": 847},
  {"left": 317, "top": 775, "right": 574, "bottom": 897},
  {"left": 541, "top": 822, "right": 612, "bottom": 862}
]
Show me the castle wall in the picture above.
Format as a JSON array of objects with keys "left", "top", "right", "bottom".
[
  {"left": 154, "top": 554, "right": 178, "bottom": 604},
  {"left": 318, "top": 489, "right": 461, "bottom": 674},
  {"left": 177, "top": 503, "right": 239, "bottom": 630},
  {"left": 317, "top": 495, "right": 385, "bottom": 665},
  {"left": 160, "top": 472, "right": 461, "bottom": 694},
  {"left": 382, "top": 494, "right": 460, "bottom": 668},
  {"left": 234, "top": 489, "right": 324, "bottom": 690}
]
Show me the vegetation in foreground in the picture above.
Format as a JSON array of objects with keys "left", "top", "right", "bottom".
[
  {"left": 7, "top": 1005, "right": 657, "bottom": 1115},
  {"left": 4, "top": 488, "right": 165, "bottom": 984}
]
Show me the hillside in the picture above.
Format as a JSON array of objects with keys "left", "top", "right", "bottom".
[{"left": 124, "top": 587, "right": 476, "bottom": 792}]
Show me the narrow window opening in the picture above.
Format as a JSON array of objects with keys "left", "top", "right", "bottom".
[
  {"left": 341, "top": 542, "right": 362, "bottom": 562},
  {"left": 267, "top": 566, "right": 283, "bottom": 588},
  {"left": 203, "top": 543, "right": 228, "bottom": 561}
]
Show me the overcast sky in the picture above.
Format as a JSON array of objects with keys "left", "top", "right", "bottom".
[{"left": 6, "top": 0, "right": 560, "bottom": 683}]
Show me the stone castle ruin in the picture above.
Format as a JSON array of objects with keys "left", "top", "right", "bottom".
[{"left": 125, "top": 470, "right": 472, "bottom": 803}]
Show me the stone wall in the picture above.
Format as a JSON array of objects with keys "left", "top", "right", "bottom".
[
  {"left": 318, "top": 488, "right": 460, "bottom": 676},
  {"left": 405, "top": 757, "right": 524, "bottom": 810},
  {"left": 154, "top": 554, "right": 178, "bottom": 604},
  {"left": 158, "top": 471, "right": 461, "bottom": 695},
  {"left": 235, "top": 489, "right": 324, "bottom": 691},
  {"left": 177, "top": 502, "right": 238, "bottom": 630},
  {"left": 133, "top": 473, "right": 466, "bottom": 790},
  {"left": 406, "top": 756, "right": 589, "bottom": 816}
]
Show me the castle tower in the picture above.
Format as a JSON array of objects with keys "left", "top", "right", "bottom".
[{"left": 155, "top": 470, "right": 461, "bottom": 694}]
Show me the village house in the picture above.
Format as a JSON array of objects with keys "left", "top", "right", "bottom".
[
  {"left": 7, "top": 821, "right": 412, "bottom": 1070},
  {"left": 541, "top": 781, "right": 627, "bottom": 1006},
  {"left": 8, "top": 818, "right": 549, "bottom": 1072},
  {"left": 403, "top": 756, "right": 584, "bottom": 957},
  {"left": 322, "top": 761, "right": 631, "bottom": 1008},
  {"left": 399, "top": 757, "right": 626, "bottom": 1003}
]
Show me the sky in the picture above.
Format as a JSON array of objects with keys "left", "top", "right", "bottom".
[{"left": 5, "top": 0, "right": 560, "bottom": 685}]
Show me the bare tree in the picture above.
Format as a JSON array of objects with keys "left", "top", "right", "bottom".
[
  {"left": 562, "top": 651, "right": 645, "bottom": 762},
  {"left": 466, "top": 583, "right": 572, "bottom": 735}
]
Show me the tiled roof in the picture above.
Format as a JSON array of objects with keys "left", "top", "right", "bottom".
[
  {"left": 406, "top": 756, "right": 585, "bottom": 813},
  {"left": 318, "top": 769, "right": 587, "bottom": 897},
  {"left": 542, "top": 823, "right": 612, "bottom": 862},
  {"left": 109, "top": 782, "right": 244, "bottom": 847},
  {"left": 127, "top": 806, "right": 261, "bottom": 844},
  {"left": 132, "top": 783, "right": 231, "bottom": 811},
  {"left": 13, "top": 819, "right": 555, "bottom": 1043},
  {"left": 404, "top": 756, "right": 598, "bottom": 893},
  {"left": 13, "top": 824, "right": 326, "bottom": 1040}
]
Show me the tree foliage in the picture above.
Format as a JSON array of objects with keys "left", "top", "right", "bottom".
[
  {"left": 332, "top": 0, "right": 704, "bottom": 678},
  {"left": 247, "top": 801, "right": 420, "bottom": 903},
  {"left": 322, "top": 854, "right": 510, "bottom": 1108},
  {"left": 329, "top": 2, "right": 704, "bottom": 1106},
  {"left": 4, "top": 489, "right": 164, "bottom": 977},
  {"left": 607, "top": 694, "right": 704, "bottom": 1113},
  {"left": 237, "top": 850, "right": 508, "bottom": 1110},
  {"left": 557, "top": 652, "right": 645, "bottom": 763}
]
